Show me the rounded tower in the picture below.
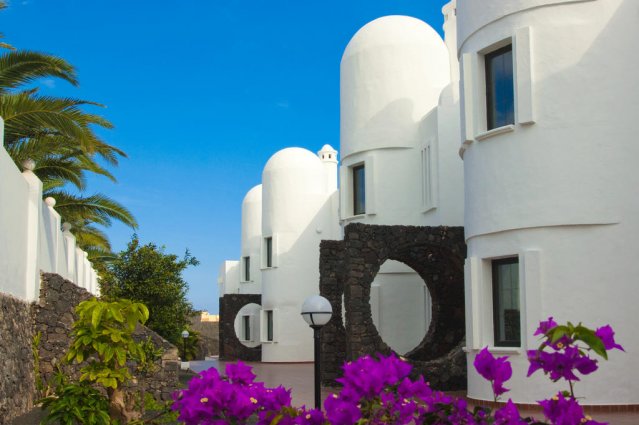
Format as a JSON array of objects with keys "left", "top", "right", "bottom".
[
  {"left": 239, "top": 185, "right": 262, "bottom": 294},
  {"left": 457, "top": 0, "right": 639, "bottom": 405},
  {"left": 261, "top": 147, "right": 339, "bottom": 362}
]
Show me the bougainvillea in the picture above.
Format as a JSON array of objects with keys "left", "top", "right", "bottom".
[{"left": 173, "top": 320, "right": 622, "bottom": 425}]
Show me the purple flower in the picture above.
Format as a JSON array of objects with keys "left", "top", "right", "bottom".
[
  {"left": 474, "top": 347, "right": 512, "bottom": 396},
  {"left": 226, "top": 361, "right": 256, "bottom": 385},
  {"left": 595, "top": 325, "right": 624, "bottom": 352},
  {"left": 324, "top": 394, "right": 362, "bottom": 425},
  {"left": 494, "top": 399, "right": 528, "bottom": 425},
  {"left": 535, "top": 317, "right": 559, "bottom": 336},
  {"left": 539, "top": 393, "right": 607, "bottom": 425},
  {"left": 528, "top": 347, "right": 598, "bottom": 382}
]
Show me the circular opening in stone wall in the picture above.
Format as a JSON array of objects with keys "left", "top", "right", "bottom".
[
  {"left": 369, "top": 260, "right": 432, "bottom": 355},
  {"left": 234, "top": 303, "right": 262, "bottom": 348}
]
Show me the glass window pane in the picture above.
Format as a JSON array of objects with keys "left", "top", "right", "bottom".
[
  {"left": 267, "top": 311, "right": 273, "bottom": 341},
  {"left": 243, "top": 256, "right": 250, "bottom": 281},
  {"left": 486, "top": 45, "right": 514, "bottom": 130},
  {"left": 353, "top": 165, "right": 365, "bottom": 215},
  {"left": 492, "top": 258, "right": 520, "bottom": 346},
  {"left": 243, "top": 316, "right": 250, "bottom": 341},
  {"left": 266, "top": 237, "right": 272, "bottom": 268}
]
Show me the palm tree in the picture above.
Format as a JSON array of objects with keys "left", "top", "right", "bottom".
[{"left": 0, "top": 16, "right": 136, "bottom": 262}]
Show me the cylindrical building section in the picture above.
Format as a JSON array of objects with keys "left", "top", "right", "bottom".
[
  {"left": 339, "top": 15, "right": 462, "bottom": 227},
  {"left": 341, "top": 15, "right": 450, "bottom": 158},
  {"left": 458, "top": 0, "right": 639, "bottom": 404},
  {"left": 338, "top": 15, "right": 463, "bottom": 358},
  {"left": 239, "top": 184, "right": 262, "bottom": 294},
  {"left": 261, "top": 147, "right": 339, "bottom": 362}
]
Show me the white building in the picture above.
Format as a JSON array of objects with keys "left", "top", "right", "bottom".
[
  {"left": 219, "top": 147, "right": 341, "bottom": 361},
  {"left": 219, "top": 0, "right": 638, "bottom": 406}
]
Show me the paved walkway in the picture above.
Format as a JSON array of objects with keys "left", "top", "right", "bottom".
[{"left": 191, "top": 358, "right": 639, "bottom": 424}]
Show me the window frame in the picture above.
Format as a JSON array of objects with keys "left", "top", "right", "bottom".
[
  {"left": 265, "top": 237, "right": 273, "bottom": 268},
  {"left": 242, "top": 315, "right": 251, "bottom": 341},
  {"left": 242, "top": 256, "right": 250, "bottom": 282},
  {"left": 485, "top": 44, "right": 515, "bottom": 131},
  {"left": 352, "top": 164, "right": 366, "bottom": 216},
  {"left": 491, "top": 257, "right": 521, "bottom": 347}
]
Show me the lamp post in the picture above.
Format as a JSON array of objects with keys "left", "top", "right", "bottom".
[
  {"left": 181, "top": 330, "right": 190, "bottom": 370},
  {"left": 301, "top": 295, "right": 333, "bottom": 409}
]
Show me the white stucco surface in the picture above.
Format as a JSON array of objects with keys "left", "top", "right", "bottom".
[
  {"left": 458, "top": 0, "right": 639, "bottom": 404},
  {"left": 340, "top": 15, "right": 450, "bottom": 160},
  {"left": 0, "top": 119, "right": 99, "bottom": 300},
  {"left": 234, "top": 302, "right": 262, "bottom": 348},
  {"left": 261, "top": 147, "right": 340, "bottom": 362}
]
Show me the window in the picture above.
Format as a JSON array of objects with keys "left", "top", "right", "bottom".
[
  {"left": 265, "top": 237, "right": 273, "bottom": 268},
  {"left": 485, "top": 45, "right": 514, "bottom": 130},
  {"left": 492, "top": 257, "right": 520, "bottom": 347},
  {"left": 353, "top": 164, "right": 365, "bottom": 215},
  {"left": 266, "top": 310, "right": 274, "bottom": 342},
  {"left": 243, "top": 256, "right": 250, "bottom": 281},
  {"left": 421, "top": 143, "right": 435, "bottom": 210},
  {"left": 242, "top": 315, "right": 251, "bottom": 341}
]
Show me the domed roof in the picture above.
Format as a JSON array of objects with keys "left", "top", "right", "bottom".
[
  {"left": 242, "top": 184, "right": 262, "bottom": 204},
  {"left": 343, "top": 15, "right": 445, "bottom": 61},
  {"left": 319, "top": 144, "right": 337, "bottom": 153},
  {"left": 263, "top": 147, "right": 323, "bottom": 174}
]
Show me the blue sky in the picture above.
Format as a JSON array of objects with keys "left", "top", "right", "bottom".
[{"left": 2, "top": 0, "right": 449, "bottom": 314}]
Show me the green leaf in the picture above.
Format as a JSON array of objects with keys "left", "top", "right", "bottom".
[{"left": 575, "top": 326, "right": 608, "bottom": 360}]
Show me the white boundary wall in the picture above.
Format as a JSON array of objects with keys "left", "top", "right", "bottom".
[{"left": 0, "top": 118, "right": 99, "bottom": 301}]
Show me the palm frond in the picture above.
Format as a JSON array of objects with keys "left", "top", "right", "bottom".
[
  {"left": 46, "top": 190, "right": 138, "bottom": 229},
  {"left": 0, "top": 50, "right": 78, "bottom": 91}
]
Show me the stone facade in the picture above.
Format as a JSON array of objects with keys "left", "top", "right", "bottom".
[
  {"left": 34, "top": 273, "right": 180, "bottom": 402},
  {"left": 320, "top": 223, "right": 467, "bottom": 390},
  {"left": 219, "top": 294, "right": 261, "bottom": 361},
  {"left": 0, "top": 293, "right": 35, "bottom": 424}
]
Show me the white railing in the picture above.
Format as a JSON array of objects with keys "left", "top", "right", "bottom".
[{"left": 0, "top": 117, "right": 99, "bottom": 301}]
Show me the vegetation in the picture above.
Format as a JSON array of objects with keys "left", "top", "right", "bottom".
[
  {"left": 0, "top": 2, "right": 135, "bottom": 263},
  {"left": 65, "top": 298, "right": 149, "bottom": 422},
  {"left": 100, "top": 235, "right": 199, "bottom": 346}
]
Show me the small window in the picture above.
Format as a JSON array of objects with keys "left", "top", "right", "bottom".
[
  {"left": 492, "top": 257, "right": 520, "bottom": 347},
  {"left": 353, "top": 164, "right": 365, "bottom": 215},
  {"left": 422, "top": 144, "right": 434, "bottom": 210},
  {"left": 485, "top": 45, "right": 514, "bottom": 130},
  {"left": 266, "top": 310, "right": 274, "bottom": 342},
  {"left": 243, "top": 256, "right": 250, "bottom": 281},
  {"left": 242, "top": 315, "right": 251, "bottom": 341},
  {"left": 265, "top": 237, "right": 273, "bottom": 268}
]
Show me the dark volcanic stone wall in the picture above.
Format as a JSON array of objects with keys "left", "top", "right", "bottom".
[
  {"left": 319, "top": 240, "right": 347, "bottom": 385},
  {"left": 0, "top": 293, "right": 35, "bottom": 424},
  {"left": 219, "top": 294, "right": 262, "bottom": 361},
  {"left": 319, "top": 223, "right": 467, "bottom": 390},
  {"left": 35, "top": 273, "right": 180, "bottom": 402}
]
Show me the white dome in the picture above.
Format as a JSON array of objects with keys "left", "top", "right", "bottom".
[
  {"left": 263, "top": 147, "right": 323, "bottom": 174},
  {"left": 340, "top": 15, "right": 450, "bottom": 159},
  {"left": 342, "top": 15, "right": 445, "bottom": 63},
  {"left": 242, "top": 184, "right": 262, "bottom": 205}
]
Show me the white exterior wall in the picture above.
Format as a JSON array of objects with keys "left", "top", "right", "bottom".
[
  {"left": 0, "top": 118, "right": 99, "bottom": 301},
  {"left": 218, "top": 260, "right": 240, "bottom": 295},
  {"left": 458, "top": 0, "right": 639, "bottom": 404},
  {"left": 339, "top": 15, "right": 464, "bottom": 356},
  {"left": 261, "top": 147, "right": 339, "bottom": 362},
  {"left": 370, "top": 260, "right": 431, "bottom": 355},
  {"left": 240, "top": 185, "right": 262, "bottom": 295},
  {"left": 234, "top": 302, "right": 262, "bottom": 348}
]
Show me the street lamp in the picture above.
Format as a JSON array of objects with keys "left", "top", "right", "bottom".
[
  {"left": 301, "top": 295, "right": 333, "bottom": 409},
  {"left": 181, "top": 330, "right": 190, "bottom": 369}
]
